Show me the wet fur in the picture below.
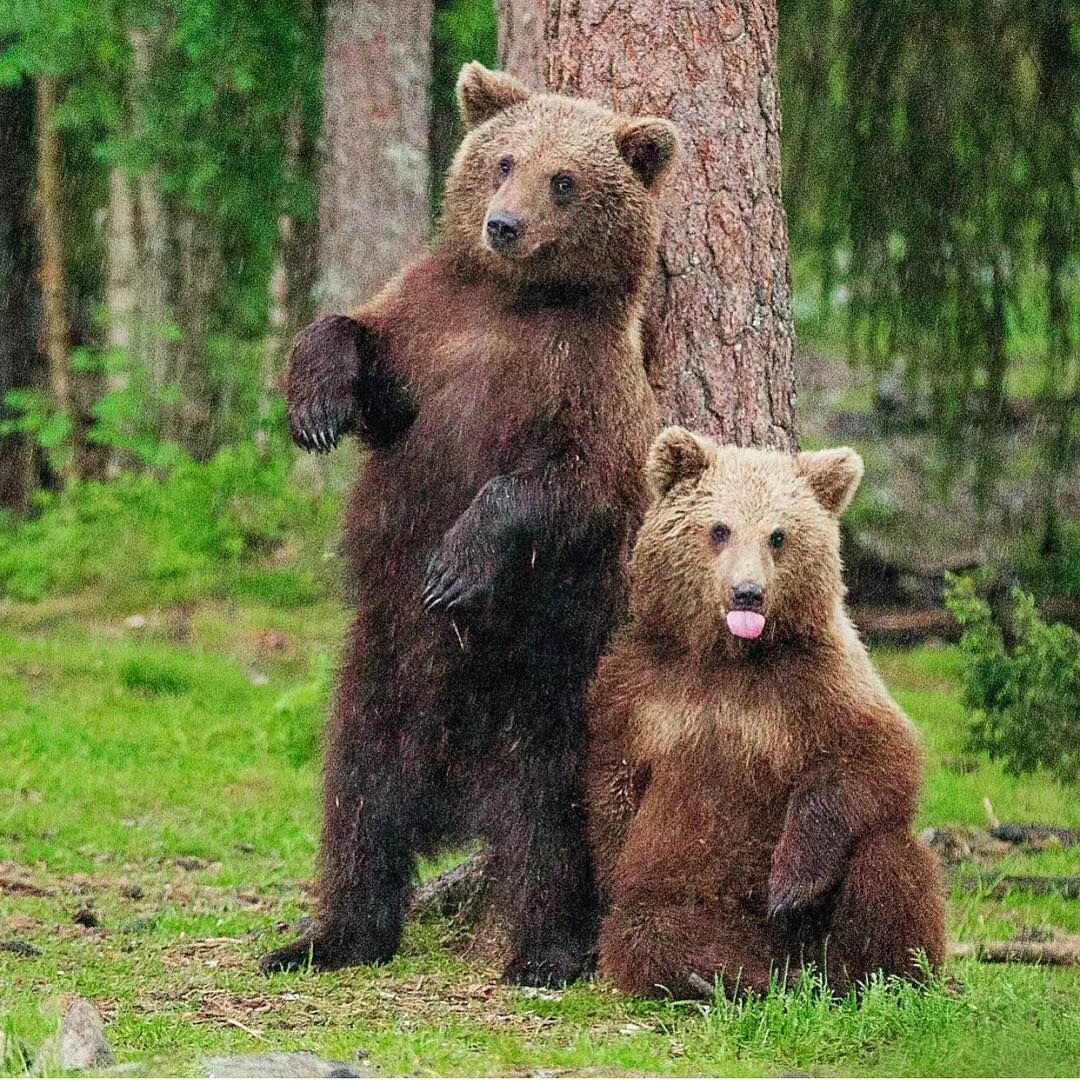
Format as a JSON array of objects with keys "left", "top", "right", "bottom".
[
  {"left": 588, "top": 433, "right": 946, "bottom": 998},
  {"left": 263, "top": 66, "right": 676, "bottom": 985}
]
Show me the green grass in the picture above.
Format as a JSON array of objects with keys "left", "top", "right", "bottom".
[{"left": 1, "top": 597, "right": 1078, "bottom": 1076}]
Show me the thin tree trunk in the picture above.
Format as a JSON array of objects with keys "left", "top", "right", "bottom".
[
  {"left": 103, "top": 166, "right": 137, "bottom": 476},
  {"left": 546, "top": 0, "right": 797, "bottom": 449},
  {"left": 128, "top": 30, "right": 173, "bottom": 405},
  {"left": 0, "top": 81, "right": 39, "bottom": 510},
  {"left": 317, "top": 0, "right": 432, "bottom": 312},
  {"left": 170, "top": 209, "right": 217, "bottom": 460},
  {"left": 494, "top": 0, "right": 546, "bottom": 88},
  {"left": 34, "top": 76, "right": 79, "bottom": 476}
]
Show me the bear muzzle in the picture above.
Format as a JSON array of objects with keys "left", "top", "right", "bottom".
[
  {"left": 727, "top": 580, "right": 766, "bottom": 639},
  {"left": 485, "top": 211, "right": 522, "bottom": 254}
]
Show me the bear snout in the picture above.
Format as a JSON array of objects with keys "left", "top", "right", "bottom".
[
  {"left": 731, "top": 580, "right": 765, "bottom": 611},
  {"left": 485, "top": 211, "right": 522, "bottom": 253}
]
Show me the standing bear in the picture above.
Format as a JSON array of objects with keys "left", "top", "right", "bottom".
[
  {"left": 261, "top": 64, "right": 677, "bottom": 985},
  {"left": 588, "top": 428, "right": 946, "bottom": 998}
]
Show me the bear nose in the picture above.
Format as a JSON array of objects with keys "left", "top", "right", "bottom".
[
  {"left": 486, "top": 211, "right": 521, "bottom": 251},
  {"left": 732, "top": 581, "right": 764, "bottom": 611}
]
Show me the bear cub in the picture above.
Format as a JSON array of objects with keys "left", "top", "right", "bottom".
[
  {"left": 588, "top": 428, "right": 946, "bottom": 998},
  {"left": 261, "top": 64, "right": 677, "bottom": 986}
]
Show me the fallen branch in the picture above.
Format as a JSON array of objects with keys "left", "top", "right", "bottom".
[
  {"left": 989, "top": 823, "right": 1080, "bottom": 848},
  {"left": 949, "top": 934, "right": 1080, "bottom": 966},
  {"left": 956, "top": 874, "right": 1080, "bottom": 900},
  {"left": 410, "top": 852, "right": 489, "bottom": 920}
]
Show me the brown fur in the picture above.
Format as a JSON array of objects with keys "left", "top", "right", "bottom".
[
  {"left": 262, "top": 65, "right": 678, "bottom": 985},
  {"left": 588, "top": 429, "right": 946, "bottom": 998}
]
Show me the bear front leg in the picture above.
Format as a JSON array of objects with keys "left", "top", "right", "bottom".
[
  {"left": 422, "top": 474, "right": 530, "bottom": 614},
  {"left": 285, "top": 314, "right": 416, "bottom": 453},
  {"left": 768, "top": 744, "right": 919, "bottom": 921}
]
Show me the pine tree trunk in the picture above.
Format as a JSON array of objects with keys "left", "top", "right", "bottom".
[
  {"left": 546, "top": 0, "right": 797, "bottom": 449},
  {"left": 34, "top": 76, "right": 80, "bottom": 476},
  {"left": 495, "top": 0, "right": 546, "bottom": 88},
  {"left": 317, "top": 0, "right": 432, "bottom": 312},
  {"left": 0, "top": 81, "right": 39, "bottom": 510}
]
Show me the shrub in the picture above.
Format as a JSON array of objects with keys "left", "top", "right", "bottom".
[
  {"left": 0, "top": 444, "right": 330, "bottom": 606},
  {"left": 945, "top": 574, "right": 1079, "bottom": 784}
]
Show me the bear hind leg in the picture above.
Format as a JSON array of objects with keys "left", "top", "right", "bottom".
[{"left": 822, "top": 830, "right": 946, "bottom": 994}]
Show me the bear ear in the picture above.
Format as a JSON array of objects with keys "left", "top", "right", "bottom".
[
  {"left": 457, "top": 62, "right": 530, "bottom": 130},
  {"left": 795, "top": 448, "right": 864, "bottom": 515},
  {"left": 615, "top": 117, "right": 679, "bottom": 189},
  {"left": 647, "top": 426, "right": 711, "bottom": 498}
]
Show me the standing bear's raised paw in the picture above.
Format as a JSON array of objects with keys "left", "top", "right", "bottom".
[
  {"left": 285, "top": 315, "right": 364, "bottom": 453},
  {"left": 285, "top": 313, "right": 417, "bottom": 453}
]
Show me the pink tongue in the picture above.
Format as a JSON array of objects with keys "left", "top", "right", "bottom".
[{"left": 727, "top": 610, "right": 766, "bottom": 639}]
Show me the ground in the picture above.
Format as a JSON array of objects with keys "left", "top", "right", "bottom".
[{"left": 1, "top": 589, "right": 1078, "bottom": 1076}]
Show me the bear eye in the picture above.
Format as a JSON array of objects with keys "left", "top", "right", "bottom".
[
  {"left": 769, "top": 529, "right": 785, "bottom": 550},
  {"left": 497, "top": 155, "right": 513, "bottom": 180},
  {"left": 550, "top": 172, "right": 575, "bottom": 206},
  {"left": 710, "top": 523, "right": 730, "bottom": 546}
]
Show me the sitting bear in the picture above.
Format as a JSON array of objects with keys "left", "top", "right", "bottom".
[
  {"left": 260, "top": 63, "right": 678, "bottom": 986},
  {"left": 587, "top": 428, "right": 946, "bottom": 997}
]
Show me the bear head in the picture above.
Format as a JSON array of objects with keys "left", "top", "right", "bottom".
[
  {"left": 440, "top": 62, "right": 679, "bottom": 293},
  {"left": 629, "top": 428, "right": 864, "bottom": 657}
]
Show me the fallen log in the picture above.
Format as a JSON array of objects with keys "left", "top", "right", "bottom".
[
  {"left": 949, "top": 934, "right": 1080, "bottom": 966},
  {"left": 410, "top": 852, "right": 488, "bottom": 920},
  {"left": 989, "top": 823, "right": 1080, "bottom": 848},
  {"left": 956, "top": 874, "right": 1080, "bottom": 900}
]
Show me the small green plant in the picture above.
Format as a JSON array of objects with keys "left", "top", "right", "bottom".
[
  {"left": 271, "top": 649, "right": 333, "bottom": 767},
  {"left": 120, "top": 655, "right": 195, "bottom": 696},
  {"left": 945, "top": 574, "right": 1079, "bottom": 784}
]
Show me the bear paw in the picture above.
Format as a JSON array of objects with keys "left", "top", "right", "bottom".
[
  {"left": 422, "top": 526, "right": 501, "bottom": 615},
  {"left": 502, "top": 945, "right": 592, "bottom": 988},
  {"left": 767, "top": 854, "right": 843, "bottom": 919},
  {"left": 285, "top": 315, "right": 363, "bottom": 454},
  {"left": 259, "top": 933, "right": 392, "bottom": 974}
]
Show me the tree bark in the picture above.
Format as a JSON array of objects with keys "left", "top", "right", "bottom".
[
  {"left": 546, "top": 0, "right": 797, "bottom": 449},
  {"left": 317, "top": 0, "right": 432, "bottom": 312},
  {"left": 495, "top": 0, "right": 546, "bottom": 89},
  {"left": 0, "top": 81, "right": 39, "bottom": 511}
]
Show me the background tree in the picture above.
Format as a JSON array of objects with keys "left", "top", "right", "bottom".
[
  {"left": 0, "top": 80, "right": 38, "bottom": 510},
  {"left": 493, "top": 0, "right": 544, "bottom": 89},
  {"left": 547, "top": 0, "right": 797, "bottom": 449},
  {"left": 317, "top": 0, "right": 432, "bottom": 312}
]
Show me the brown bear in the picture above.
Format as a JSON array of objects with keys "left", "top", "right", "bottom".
[
  {"left": 260, "top": 63, "right": 678, "bottom": 985},
  {"left": 587, "top": 428, "right": 946, "bottom": 998}
]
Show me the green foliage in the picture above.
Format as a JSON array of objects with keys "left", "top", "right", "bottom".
[
  {"left": 780, "top": 0, "right": 1078, "bottom": 502},
  {"left": 0, "top": 443, "right": 324, "bottom": 604},
  {"left": 430, "top": 0, "right": 498, "bottom": 211},
  {"left": 945, "top": 574, "right": 1080, "bottom": 784}
]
